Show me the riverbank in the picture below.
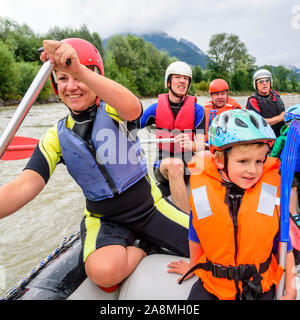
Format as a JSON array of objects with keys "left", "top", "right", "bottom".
[
  {"left": 1, "top": 92, "right": 299, "bottom": 108},
  {"left": 0, "top": 95, "right": 60, "bottom": 107}
]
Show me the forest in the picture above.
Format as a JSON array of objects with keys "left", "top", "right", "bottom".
[{"left": 0, "top": 17, "right": 299, "bottom": 104}]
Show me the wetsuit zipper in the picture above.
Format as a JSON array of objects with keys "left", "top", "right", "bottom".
[
  {"left": 85, "top": 139, "right": 118, "bottom": 194},
  {"left": 69, "top": 107, "right": 119, "bottom": 195}
]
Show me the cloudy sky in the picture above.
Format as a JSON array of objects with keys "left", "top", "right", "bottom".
[{"left": 1, "top": 0, "right": 300, "bottom": 68}]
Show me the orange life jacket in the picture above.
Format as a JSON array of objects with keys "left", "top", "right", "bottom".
[
  {"left": 155, "top": 93, "right": 196, "bottom": 153},
  {"left": 204, "top": 97, "right": 241, "bottom": 142},
  {"left": 188, "top": 155, "right": 284, "bottom": 300}
]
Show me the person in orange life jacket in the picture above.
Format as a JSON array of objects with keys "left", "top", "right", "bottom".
[
  {"left": 203, "top": 79, "right": 241, "bottom": 143},
  {"left": 168, "top": 110, "right": 296, "bottom": 300},
  {"left": 138, "top": 61, "right": 206, "bottom": 214},
  {"left": 0, "top": 39, "right": 190, "bottom": 292},
  {"left": 246, "top": 69, "right": 285, "bottom": 138}
]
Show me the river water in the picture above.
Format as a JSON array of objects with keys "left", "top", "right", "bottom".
[{"left": 0, "top": 95, "right": 299, "bottom": 296}]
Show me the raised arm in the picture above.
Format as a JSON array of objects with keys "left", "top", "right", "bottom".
[{"left": 41, "top": 40, "right": 141, "bottom": 121}]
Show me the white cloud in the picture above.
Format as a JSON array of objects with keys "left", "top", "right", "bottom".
[{"left": 1, "top": 0, "right": 300, "bottom": 68}]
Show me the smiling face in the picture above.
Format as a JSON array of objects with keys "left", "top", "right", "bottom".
[
  {"left": 214, "top": 143, "right": 269, "bottom": 189},
  {"left": 168, "top": 74, "right": 190, "bottom": 101},
  {"left": 56, "top": 71, "right": 97, "bottom": 113}
]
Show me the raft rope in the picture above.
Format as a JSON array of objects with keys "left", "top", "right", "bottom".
[{"left": 1, "top": 231, "right": 81, "bottom": 300}]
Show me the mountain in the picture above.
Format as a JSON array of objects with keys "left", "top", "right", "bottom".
[
  {"left": 140, "top": 32, "right": 207, "bottom": 68},
  {"left": 103, "top": 32, "right": 207, "bottom": 69},
  {"left": 284, "top": 65, "right": 300, "bottom": 81}
]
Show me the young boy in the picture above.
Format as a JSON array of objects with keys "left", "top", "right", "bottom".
[{"left": 170, "top": 109, "right": 296, "bottom": 300}]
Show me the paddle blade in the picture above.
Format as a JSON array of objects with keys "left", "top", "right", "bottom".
[{"left": 0, "top": 136, "right": 39, "bottom": 161}]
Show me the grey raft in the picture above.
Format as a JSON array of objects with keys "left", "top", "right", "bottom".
[{"left": 1, "top": 232, "right": 197, "bottom": 300}]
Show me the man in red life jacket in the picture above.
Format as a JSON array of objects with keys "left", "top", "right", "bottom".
[
  {"left": 246, "top": 69, "right": 286, "bottom": 138},
  {"left": 204, "top": 79, "right": 241, "bottom": 143},
  {"left": 138, "top": 61, "right": 205, "bottom": 213}
]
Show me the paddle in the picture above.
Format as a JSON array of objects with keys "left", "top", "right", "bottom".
[
  {"left": 276, "top": 119, "right": 300, "bottom": 299},
  {"left": 139, "top": 138, "right": 175, "bottom": 144},
  {"left": 140, "top": 138, "right": 210, "bottom": 149},
  {"left": 0, "top": 136, "right": 39, "bottom": 161},
  {"left": 0, "top": 60, "right": 53, "bottom": 160}
]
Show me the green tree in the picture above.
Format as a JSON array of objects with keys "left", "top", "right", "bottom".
[
  {"left": 105, "top": 34, "right": 172, "bottom": 96},
  {"left": 0, "top": 40, "right": 19, "bottom": 98},
  {"left": 231, "top": 68, "right": 253, "bottom": 92},
  {"left": 207, "top": 33, "right": 255, "bottom": 80},
  {"left": 46, "top": 24, "right": 104, "bottom": 57},
  {"left": 290, "top": 71, "right": 300, "bottom": 92},
  {"left": 0, "top": 17, "right": 43, "bottom": 62},
  {"left": 192, "top": 65, "right": 203, "bottom": 83},
  {"left": 16, "top": 61, "right": 52, "bottom": 100},
  {"left": 273, "top": 66, "right": 290, "bottom": 92}
]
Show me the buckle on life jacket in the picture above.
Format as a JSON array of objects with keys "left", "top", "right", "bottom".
[
  {"left": 211, "top": 264, "right": 230, "bottom": 278},
  {"left": 179, "top": 254, "right": 272, "bottom": 300}
]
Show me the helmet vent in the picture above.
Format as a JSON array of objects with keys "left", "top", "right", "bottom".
[
  {"left": 249, "top": 115, "right": 259, "bottom": 128},
  {"left": 261, "top": 117, "right": 268, "bottom": 127},
  {"left": 235, "top": 118, "right": 248, "bottom": 128}
]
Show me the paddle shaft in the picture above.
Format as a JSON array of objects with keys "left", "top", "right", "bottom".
[
  {"left": 140, "top": 138, "right": 175, "bottom": 144},
  {"left": 0, "top": 60, "right": 53, "bottom": 159},
  {"left": 140, "top": 138, "right": 209, "bottom": 149}
]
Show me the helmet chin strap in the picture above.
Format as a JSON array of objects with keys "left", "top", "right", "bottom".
[
  {"left": 221, "top": 149, "right": 231, "bottom": 182},
  {"left": 169, "top": 85, "right": 186, "bottom": 101},
  {"left": 168, "top": 77, "right": 189, "bottom": 101}
]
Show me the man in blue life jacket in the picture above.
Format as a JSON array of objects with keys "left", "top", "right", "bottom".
[
  {"left": 246, "top": 69, "right": 286, "bottom": 138},
  {"left": 138, "top": 61, "right": 205, "bottom": 213}
]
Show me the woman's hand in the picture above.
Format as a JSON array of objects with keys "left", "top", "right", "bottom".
[{"left": 40, "top": 40, "right": 82, "bottom": 75}]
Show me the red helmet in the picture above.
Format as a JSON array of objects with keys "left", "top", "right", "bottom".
[
  {"left": 50, "top": 38, "right": 104, "bottom": 94},
  {"left": 209, "top": 79, "right": 229, "bottom": 94}
]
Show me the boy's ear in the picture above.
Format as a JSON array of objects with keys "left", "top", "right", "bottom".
[{"left": 214, "top": 156, "right": 224, "bottom": 170}]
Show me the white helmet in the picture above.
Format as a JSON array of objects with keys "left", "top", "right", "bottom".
[
  {"left": 165, "top": 61, "right": 192, "bottom": 88},
  {"left": 253, "top": 69, "right": 273, "bottom": 90}
]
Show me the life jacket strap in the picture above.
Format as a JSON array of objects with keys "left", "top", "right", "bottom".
[{"left": 179, "top": 254, "right": 272, "bottom": 300}]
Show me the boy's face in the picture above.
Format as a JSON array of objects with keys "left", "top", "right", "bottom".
[{"left": 214, "top": 144, "right": 269, "bottom": 189}]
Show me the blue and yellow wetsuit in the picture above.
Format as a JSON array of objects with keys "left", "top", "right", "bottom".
[{"left": 24, "top": 103, "right": 189, "bottom": 262}]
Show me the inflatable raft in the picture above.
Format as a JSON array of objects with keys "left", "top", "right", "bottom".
[
  {"left": 1, "top": 231, "right": 197, "bottom": 300},
  {"left": 2, "top": 229, "right": 300, "bottom": 300}
]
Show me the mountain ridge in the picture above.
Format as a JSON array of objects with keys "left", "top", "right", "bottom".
[
  {"left": 103, "top": 31, "right": 300, "bottom": 79},
  {"left": 103, "top": 31, "right": 207, "bottom": 68}
]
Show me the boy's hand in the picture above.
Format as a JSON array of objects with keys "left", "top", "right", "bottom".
[
  {"left": 167, "top": 259, "right": 194, "bottom": 283},
  {"left": 279, "top": 291, "right": 297, "bottom": 300}
]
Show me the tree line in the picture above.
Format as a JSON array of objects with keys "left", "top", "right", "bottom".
[{"left": 0, "top": 17, "right": 299, "bottom": 104}]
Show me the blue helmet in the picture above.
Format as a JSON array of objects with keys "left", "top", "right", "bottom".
[
  {"left": 284, "top": 104, "right": 300, "bottom": 124},
  {"left": 208, "top": 109, "right": 276, "bottom": 153}
]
